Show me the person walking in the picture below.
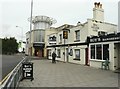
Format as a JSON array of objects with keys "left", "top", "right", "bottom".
[{"left": 52, "top": 52, "right": 56, "bottom": 63}]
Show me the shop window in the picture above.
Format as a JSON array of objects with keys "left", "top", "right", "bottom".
[
  {"left": 57, "top": 49, "right": 61, "bottom": 58},
  {"left": 74, "top": 49, "right": 80, "bottom": 60},
  {"left": 90, "top": 44, "right": 109, "bottom": 60},
  {"left": 96, "top": 44, "right": 102, "bottom": 60},
  {"left": 91, "top": 45, "right": 95, "bottom": 59},
  {"left": 103, "top": 44, "right": 109, "bottom": 60}
]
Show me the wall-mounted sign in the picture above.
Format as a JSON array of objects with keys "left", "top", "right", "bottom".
[
  {"left": 89, "top": 33, "right": 120, "bottom": 43},
  {"left": 33, "top": 43, "right": 45, "bottom": 47}
]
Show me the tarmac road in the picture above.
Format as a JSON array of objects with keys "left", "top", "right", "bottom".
[{"left": 0, "top": 54, "right": 25, "bottom": 81}]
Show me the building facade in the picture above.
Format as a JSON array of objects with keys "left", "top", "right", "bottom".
[
  {"left": 26, "top": 16, "right": 56, "bottom": 57},
  {"left": 46, "top": 2, "right": 119, "bottom": 70},
  {"left": 89, "top": 33, "right": 120, "bottom": 70}
]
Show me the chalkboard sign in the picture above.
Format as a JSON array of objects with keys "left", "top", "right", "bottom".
[{"left": 22, "top": 62, "right": 34, "bottom": 81}]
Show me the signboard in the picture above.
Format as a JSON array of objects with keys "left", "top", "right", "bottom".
[
  {"left": 89, "top": 33, "right": 120, "bottom": 43},
  {"left": 22, "top": 62, "right": 34, "bottom": 81},
  {"left": 33, "top": 43, "right": 45, "bottom": 48}
]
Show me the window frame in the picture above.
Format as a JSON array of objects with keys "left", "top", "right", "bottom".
[
  {"left": 90, "top": 44, "right": 109, "bottom": 61},
  {"left": 57, "top": 49, "right": 61, "bottom": 58},
  {"left": 75, "top": 30, "right": 80, "bottom": 41},
  {"left": 74, "top": 49, "right": 80, "bottom": 61}
]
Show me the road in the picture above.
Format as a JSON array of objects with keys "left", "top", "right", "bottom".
[{"left": 0, "top": 54, "right": 25, "bottom": 81}]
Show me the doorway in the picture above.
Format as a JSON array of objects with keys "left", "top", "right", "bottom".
[
  {"left": 66, "top": 48, "right": 69, "bottom": 62},
  {"left": 34, "top": 48, "right": 43, "bottom": 57},
  {"left": 85, "top": 48, "right": 89, "bottom": 66},
  {"left": 114, "top": 43, "right": 120, "bottom": 69}
]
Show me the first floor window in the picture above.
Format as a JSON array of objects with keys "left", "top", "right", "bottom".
[
  {"left": 75, "top": 30, "right": 80, "bottom": 41},
  {"left": 75, "top": 49, "right": 80, "bottom": 59}
]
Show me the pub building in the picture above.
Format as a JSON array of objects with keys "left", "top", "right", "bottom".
[
  {"left": 88, "top": 33, "right": 120, "bottom": 71},
  {"left": 46, "top": 2, "right": 119, "bottom": 71}
]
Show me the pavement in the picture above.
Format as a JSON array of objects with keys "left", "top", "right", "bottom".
[{"left": 18, "top": 58, "right": 119, "bottom": 87}]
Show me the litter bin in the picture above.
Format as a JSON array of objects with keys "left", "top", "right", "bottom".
[{"left": 22, "top": 62, "right": 34, "bottom": 81}]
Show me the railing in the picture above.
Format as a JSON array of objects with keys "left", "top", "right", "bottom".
[{"left": 0, "top": 56, "right": 29, "bottom": 89}]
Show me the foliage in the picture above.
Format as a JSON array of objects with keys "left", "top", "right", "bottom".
[{"left": 2, "top": 37, "right": 18, "bottom": 54}]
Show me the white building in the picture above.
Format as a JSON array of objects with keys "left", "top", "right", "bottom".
[{"left": 46, "top": 2, "right": 119, "bottom": 71}]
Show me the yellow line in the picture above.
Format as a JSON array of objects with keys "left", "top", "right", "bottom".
[
  {"left": 0, "top": 57, "right": 26, "bottom": 85},
  {"left": 0, "top": 71, "right": 12, "bottom": 85}
]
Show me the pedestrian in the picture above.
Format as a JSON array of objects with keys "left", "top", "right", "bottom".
[{"left": 52, "top": 52, "right": 56, "bottom": 63}]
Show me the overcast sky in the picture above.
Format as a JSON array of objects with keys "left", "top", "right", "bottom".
[{"left": 0, "top": 0, "right": 119, "bottom": 41}]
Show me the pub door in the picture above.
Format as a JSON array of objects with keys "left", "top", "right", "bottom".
[
  {"left": 85, "top": 48, "right": 89, "bottom": 66},
  {"left": 114, "top": 43, "right": 120, "bottom": 69},
  {"left": 34, "top": 48, "right": 43, "bottom": 57}
]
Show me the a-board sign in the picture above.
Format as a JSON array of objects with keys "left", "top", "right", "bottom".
[{"left": 22, "top": 62, "right": 34, "bottom": 81}]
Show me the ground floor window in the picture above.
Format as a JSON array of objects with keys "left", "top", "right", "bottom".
[
  {"left": 74, "top": 49, "right": 80, "bottom": 60},
  {"left": 96, "top": 44, "right": 102, "bottom": 60},
  {"left": 90, "top": 44, "right": 109, "bottom": 60},
  {"left": 49, "top": 49, "right": 51, "bottom": 56},
  {"left": 57, "top": 49, "right": 61, "bottom": 58},
  {"left": 91, "top": 45, "right": 95, "bottom": 59},
  {"left": 103, "top": 44, "right": 109, "bottom": 60}
]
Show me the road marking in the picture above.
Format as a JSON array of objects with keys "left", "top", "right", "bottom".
[
  {"left": 0, "top": 56, "right": 26, "bottom": 85},
  {"left": 0, "top": 72, "right": 11, "bottom": 85}
]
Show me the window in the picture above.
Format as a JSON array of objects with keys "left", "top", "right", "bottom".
[
  {"left": 57, "top": 49, "right": 61, "bottom": 58},
  {"left": 74, "top": 49, "right": 80, "bottom": 60},
  {"left": 59, "top": 34, "right": 62, "bottom": 43},
  {"left": 96, "top": 44, "right": 102, "bottom": 60},
  {"left": 75, "top": 30, "right": 80, "bottom": 41},
  {"left": 49, "top": 49, "right": 51, "bottom": 56},
  {"left": 49, "top": 36, "right": 56, "bottom": 41},
  {"left": 91, "top": 45, "right": 95, "bottom": 59},
  {"left": 98, "top": 31, "right": 107, "bottom": 36},
  {"left": 90, "top": 44, "right": 109, "bottom": 60},
  {"left": 103, "top": 44, "right": 109, "bottom": 60},
  {"left": 34, "top": 30, "right": 45, "bottom": 42}
]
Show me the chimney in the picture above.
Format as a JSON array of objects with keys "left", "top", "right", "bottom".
[{"left": 93, "top": 2, "right": 104, "bottom": 21}]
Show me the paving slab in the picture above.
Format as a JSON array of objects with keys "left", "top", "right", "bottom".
[{"left": 18, "top": 59, "right": 119, "bottom": 87}]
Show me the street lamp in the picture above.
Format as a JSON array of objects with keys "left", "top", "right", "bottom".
[
  {"left": 16, "top": 26, "right": 24, "bottom": 53},
  {"left": 29, "top": 0, "right": 33, "bottom": 56},
  {"left": 16, "top": 26, "right": 23, "bottom": 42}
]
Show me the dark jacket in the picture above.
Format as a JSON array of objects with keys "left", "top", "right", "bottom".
[{"left": 52, "top": 52, "right": 56, "bottom": 58}]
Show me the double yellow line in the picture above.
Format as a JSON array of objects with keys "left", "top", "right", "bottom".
[
  {"left": 0, "top": 71, "right": 12, "bottom": 85},
  {"left": 0, "top": 56, "right": 26, "bottom": 85}
]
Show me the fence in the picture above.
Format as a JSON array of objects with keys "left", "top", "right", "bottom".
[{"left": 0, "top": 56, "right": 29, "bottom": 89}]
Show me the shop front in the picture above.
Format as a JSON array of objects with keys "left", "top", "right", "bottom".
[
  {"left": 33, "top": 43, "right": 45, "bottom": 57},
  {"left": 89, "top": 33, "right": 120, "bottom": 70}
]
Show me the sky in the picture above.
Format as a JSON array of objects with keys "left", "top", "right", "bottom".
[{"left": 0, "top": 0, "right": 119, "bottom": 42}]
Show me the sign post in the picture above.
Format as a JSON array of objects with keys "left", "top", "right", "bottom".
[{"left": 63, "top": 29, "right": 68, "bottom": 62}]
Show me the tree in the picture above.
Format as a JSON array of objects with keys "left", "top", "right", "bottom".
[{"left": 2, "top": 37, "right": 18, "bottom": 54}]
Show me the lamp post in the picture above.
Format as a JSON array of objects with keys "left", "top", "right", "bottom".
[
  {"left": 16, "top": 26, "right": 23, "bottom": 42},
  {"left": 29, "top": 0, "right": 33, "bottom": 56}
]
